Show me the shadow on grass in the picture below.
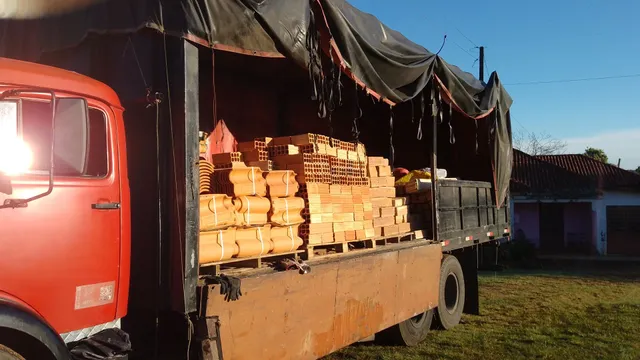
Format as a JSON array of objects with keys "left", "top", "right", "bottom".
[
  {"left": 328, "top": 265, "right": 640, "bottom": 360},
  {"left": 480, "top": 264, "right": 640, "bottom": 283}
]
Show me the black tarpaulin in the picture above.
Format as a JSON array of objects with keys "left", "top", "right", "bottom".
[{"left": 0, "top": 0, "right": 512, "bottom": 206}]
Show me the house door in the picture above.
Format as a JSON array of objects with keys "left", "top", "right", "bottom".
[
  {"left": 607, "top": 206, "right": 640, "bottom": 256},
  {"left": 539, "top": 203, "right": 565, "bottom": 254}
]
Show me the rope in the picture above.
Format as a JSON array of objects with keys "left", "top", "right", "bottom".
[
  {"left": 251, "top": 168, "right": 256, "bottom": 195},
  {"left": 244, "top": 196, "right": 251, "bottom": 225},
  {"left": 218, "top": 230, "right": 224, "bottom": 261},
  {"left": 285, "top": 171, "right": 290, "bottom": 196},
  {"left": 475, "top": 118, "right": 479, "bottom": 154},
  {"left": 389, "top": 106, "right": 395, "bottom": 168},
  {"left": 257, "top": 227, "right": 265, "bottom": 256},
  {"left": 211, "top": 195, "right": 218, "bottom": 226},
  {"left": 123, "top": 37, "right": 149, "bottom": 91},
  {"left": 212, "top": 48, "right": 220, "bottom": 150},
  {"left": 410, "top": 98, "right": 415, "bottom": 123},
  {"left": 284, "top": 198, "right": 290, "bottom": 225},
  {"left": 352, "top": 82, "right": 362, "bottom": 142},
  {"left": 438, "top": 90, "right": 444, "bottom": 124},
  {"left": 288, "top": 226, "right": 295, "bottom": 252},
  {"left": 448, "top": 102, "right": 455, "bottom": 145},
  {"left": 417, "top": 92, "right": 424, "bottom": 140}
]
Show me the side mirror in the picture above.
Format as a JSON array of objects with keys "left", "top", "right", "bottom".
[{"left": 54, "top": 98, "right": 89, "bottom": 175}]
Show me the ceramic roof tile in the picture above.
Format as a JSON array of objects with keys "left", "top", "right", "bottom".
[{"left": 511, "top": 150, "right": 640, "bottom": 196}]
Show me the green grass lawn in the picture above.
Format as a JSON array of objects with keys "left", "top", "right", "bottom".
[{"left": 327, "top": 267, "right": 640, "bottom": 360}]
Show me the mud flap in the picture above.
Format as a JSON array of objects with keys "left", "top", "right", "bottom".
[{"left": 67, "top": 328, "right": 131, "bottom": 360}]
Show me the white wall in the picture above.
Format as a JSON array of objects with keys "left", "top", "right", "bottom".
[
  {"left": 595, "top": 191, "right": 640, "bottom": 255},
  {"left": 512, "top": 191, "right": 640, "bottom": 255}
]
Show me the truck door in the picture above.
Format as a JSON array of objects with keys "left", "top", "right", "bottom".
[{"left": 0, "top": 97, "right": 122, "bottom": 335}]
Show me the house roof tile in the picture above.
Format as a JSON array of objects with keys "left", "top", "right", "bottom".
[{"left": 511, "top": 150, "right": 640, "bottom": 196}]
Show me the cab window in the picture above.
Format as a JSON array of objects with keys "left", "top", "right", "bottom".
[{"left": 21, "top": 99, "right": 109, "bottom": 177}]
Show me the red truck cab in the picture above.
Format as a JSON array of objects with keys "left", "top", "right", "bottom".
[{"left": 0, "top": 57, "right": 130, "bottom": 359}]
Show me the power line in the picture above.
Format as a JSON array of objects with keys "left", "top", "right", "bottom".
[
  {"left": 512, "top": 117, "right": 529, "bottom": 133},
  {"left": 451, "top": 39, "right": 476, "bottom": 59},
  {"left": 506, "top": 73, "right": 640, "bottom": 86},
  {"left": 483, "top": 53, "right": 490, "bottom": 76},
  {"left": 456, "top": 27, "right": 478, "bottom": 48}
]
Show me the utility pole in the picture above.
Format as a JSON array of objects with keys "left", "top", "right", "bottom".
[{"left": 479, "top": 46, "right": 485, "bottom": 82}]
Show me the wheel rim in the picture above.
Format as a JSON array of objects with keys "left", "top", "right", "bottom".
[
  {"left": 409, "top": 312, "right": 426, "bottom": 327},
  {"left": 444, "top": 272, "right": 459, "bottom": 314},
  {"left": 0, "top": 345, "right": 24, "bottom": 360}
]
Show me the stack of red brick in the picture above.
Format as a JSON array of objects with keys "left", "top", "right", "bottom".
[{"left": 368, "top": 157, "right": 412, "bottom": 237}]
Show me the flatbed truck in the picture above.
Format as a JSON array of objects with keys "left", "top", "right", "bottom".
[{"left": 0, "top": 2, "right": 512, "bottom": 359}]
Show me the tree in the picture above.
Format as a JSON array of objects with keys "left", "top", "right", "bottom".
[
  {"left": 513, "top": 129, "right": 567, "bottom": 155},
  {"left": 584, "top": 147, "right": 608, "bottom": 163},
  {"left": 635, "top": 166, "right": 640, "bottom": 174}
]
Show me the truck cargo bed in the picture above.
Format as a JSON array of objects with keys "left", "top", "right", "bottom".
[
  {"left": 197, "top": 241, "right": 441, "bottom": 360},
  {"left": 437, "top": 180, "right": 510, "bottom": 251}
]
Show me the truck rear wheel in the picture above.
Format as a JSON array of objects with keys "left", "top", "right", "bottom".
[
  {"left": 0, "top": 345, "right": 25, "bottom": 360},
  {"left": 375, "top": 309, "right": 433, "bottom": 346},
  {"left": 434, "top": 254, "right": 465, "bottom": 330}
]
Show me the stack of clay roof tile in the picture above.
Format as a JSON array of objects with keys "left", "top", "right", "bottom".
[
  {"left": 200, "top": 228, "right": 239, "bottom": 263},
  {"left": 233, "top": 195, "right": 270, "bottom": 227},
  {"left": 199, "top": 193, "right": 241, "bottom": 263},
  {"left": 201, "top": 151, "right": 312, "bottom": 261},
  {"left": 200, "top": 194, "right": 236, "bottom": 231},
  {"left": 234, "top": 224, "right": 274, "bottom": 258},
  {"left": 199, "top": 160, "right": 214, "bottom": 194},
  {"left": 213, "top": 166, "right": 267, "bottom": 197},
  {"left": 198, "top": 157, "right": 273, "bottom": 263},
  {"left": 265, "top": 170, "right": 304, "bottom": 253}
]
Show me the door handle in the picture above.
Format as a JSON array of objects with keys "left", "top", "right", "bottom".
[{"left": 92, "top": 202, "right": 121, "bottom": 210}]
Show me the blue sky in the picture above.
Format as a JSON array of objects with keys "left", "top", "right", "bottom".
[{"left": 348, "top": 0, "right": 640, "bottom": 169}]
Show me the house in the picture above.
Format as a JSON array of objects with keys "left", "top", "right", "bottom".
[{"left": 510, "top": 149, "right": 640, "bottom": 256}]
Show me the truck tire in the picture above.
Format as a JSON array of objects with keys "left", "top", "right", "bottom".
[
  {"left": 0, "top": 328, "right": 60, "bottom": 360},
  {"left": 375, "top": 309, "right": 434, "bottom": 346},
  {"left": 434, "top": 254, "right": 465, "bottom": 330},
  {"left": 0, "top": 304, "right": 68, "bottom": 360}
]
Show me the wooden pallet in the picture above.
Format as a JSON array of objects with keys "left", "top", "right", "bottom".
[
  {"left": 200, "top": 250, "right": 303, "bottom": 275},
  {"left": 302, "top": 231, "right": 425, "bottom": 260},
  {"left": 302, "top": 238, "right": 376, "bottom": 260},
  {"left": 374, "top": 231, "right": 417, "bottom": 246}
]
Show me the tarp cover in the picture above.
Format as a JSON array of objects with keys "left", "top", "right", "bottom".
[{"left": 0, "top": 0, "right": 513, "bottom": 206}]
